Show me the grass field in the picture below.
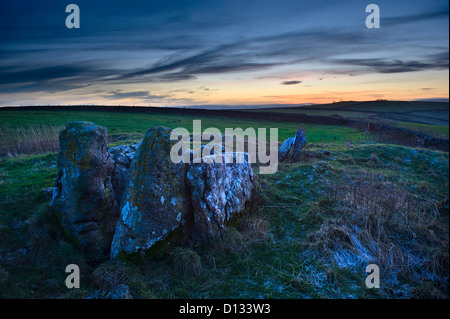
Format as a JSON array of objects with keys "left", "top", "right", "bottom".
[
  {"left": 0, "top": 108, "right": 448, "bottom": 299},
  {"left": 246, "top": 101, "right": 449, "bottom": 139},
  {"left": 0, "top": 109, "right": 371, "bottom": 156}
]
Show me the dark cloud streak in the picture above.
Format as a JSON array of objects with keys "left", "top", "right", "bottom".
[
  {"left": 102, "top": 90, "right": 168, "bottom": 100},
  {"left": 281, "top": 81, "right": 302, "bottom": 85},
  {"left": 331, "top": 51, "right": 449, "bottom": 74}
]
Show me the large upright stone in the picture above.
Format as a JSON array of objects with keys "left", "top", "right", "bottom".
[
  {"left": 278, "top": 137, "right": 295, "bottom": 161},
  {"left": 50, "top": 122, "right": 118, "bottom": 262},
  {"left": 110, "top": 126, "right": 191, "bottom": 259},
  {"left": 279, "top": 126, "right": 307, "bottom": 162},
  {"left": 186, "top": 152, "right": 255, "bottom": 241}
]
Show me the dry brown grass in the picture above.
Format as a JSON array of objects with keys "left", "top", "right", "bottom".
[
  {"left": 240, "top": 216, "right": 270, "bottom": 242},
  {"left": 92, "top": 261, "right": 134, "bottom": 289},
  {"left": 306, "top": 170, "right": 449, "bottom": 297},
  {"left": 0, "top": 124, "right": 63, "bottom": 157}
]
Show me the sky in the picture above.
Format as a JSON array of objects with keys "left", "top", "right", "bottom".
[{"left": 0, "top": 0, "right": 448, "bottom": 107}]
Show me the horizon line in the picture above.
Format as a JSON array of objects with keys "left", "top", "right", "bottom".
[{"left": 1, "top": 98, "right": 449, "bottom": 109}]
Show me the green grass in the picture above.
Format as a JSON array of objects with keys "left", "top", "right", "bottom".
[
  {"left": 0, "top": 109, "right": 448, "bottom": 299},
  {"left": 0, "top": 153, "right": 90, "bottom": 298},
  {"left": 0, "top": 109, "right": 374, "bottom": 147}
]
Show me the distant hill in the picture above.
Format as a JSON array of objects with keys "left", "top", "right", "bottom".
[{"left": 244, "top": 100, "right": 449, "bottom": 127}]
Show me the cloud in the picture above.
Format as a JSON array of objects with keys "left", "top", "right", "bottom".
[
  {"left": 0, "top": 63, "right": 106, "bottom": 93},
  {"left": 0, "top": 65, "right": 89, "bottom": 85},
  {"left": 113, "top": 42, "right": 284, "bottom": 84},
  {"left": 281, "top": 80, "right": 302, "bottom": 85},
  {"left": 383, "top": 7, "right": 449, "bottom": 26},
  {"left": 103, "top": 90, "right": 167, "bottom": 100},
  {"left": 330, "top": 51, "right": 449, "bottom": 74},
  {"left": 103, "top": 27, "right": 380, "bottom": 86}
]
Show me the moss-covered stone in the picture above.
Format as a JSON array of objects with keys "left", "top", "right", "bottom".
[
  {"left": 50, "top": 121, "right": 119, "bottom": 262},
  {"left": 110, "top": 126, "right": 191, "bottom": 259}
]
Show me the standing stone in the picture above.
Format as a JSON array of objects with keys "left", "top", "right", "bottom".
[
  {"left": 186, "top": 152, "right": 255, "bottom": 241},
  {"left": 50, "top": 122, "right": 118, "bottom": 262},
  {"left": 278, "top": 137, "right": 295, "bottom": 161},
  {"left": 292, "top": 126, "right": 307, "bottom": 154},
  {"left": 279, "top": 126, "right": 307, "bottom": 162},
  {"left": 109, "top": 143, "right": 141, "bottom": 205},
  {"left": 110, "top": 127, "right": 191, "bottom": 259}
]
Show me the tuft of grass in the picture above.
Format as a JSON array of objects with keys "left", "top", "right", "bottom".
[
  {"left": 240, "top": 216, "right": 270, "bottom": 243},
  {"left": 169, "top": 247, "right": 203, "bottom": 277},
  {"left": 92, "top": 261, "right": 134, "bottom": 290}
]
